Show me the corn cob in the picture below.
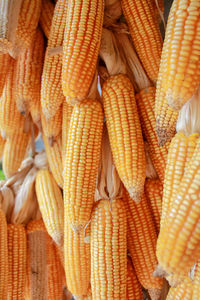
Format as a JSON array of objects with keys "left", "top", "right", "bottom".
[
  {"left": 0, "top": 209, "right": 8, "bottom": 299},
  {"left": 36, "top": 169, "right": 64, "bottom": 245},
  {"left": 125, "top": 190, "right": 163, "bottom": 289},
  {"left": 160, "top": 132, "right": 199, "bottom": 228},
  {"left": 3, "top": 132, "right": 30, "bottom": 178},
  {"left": 91, "top": 199, "right": 127, "bottom": 300},
  {"left": 7, "top": 224, "right": 27, "bottom": 300},
  {"left": 64, "top": 222, "right": 91, "bottom": 297},
  {"left": 39, "top": 0, "right": 54, "bottom": 38},
  {"left": 157, "top": 139, "right": 200, "bottom": 275},
  {"left": 121, "top": 0, "right": 163, "bottom": 83},
  {"left": 43, "top": 133, "right": 63, "bottom": 188},
  {"left": 127, "top": 257, "right": 143, "bottom": 300},
  {"left": 64, "top": 99, "right": 103, "bottom": 231},
  {"left": 41, "top": 0, "right": 67, "bottom": 120},
  {"left": 62, "top": 0, "right": 104, "bottom": 102},
  {"left": 145, "top": 179, "right": 163, "bottom": 232},
  {"left": 193, "top": 262, "right": 200, "bottom": 299},
  {"left": 157, "top": 0, "right": 200, "bottom": 111},
  {"left": 62, "top": 102, "right": 73, "bottom": 168},
  {"left": 166, "top": 277, "right": 193, "bottom": 299},
  {"left": 27, "top": 220, "right": 48, "bottom": 300},
  {"left": 137, "top": 87, "right": 168, "bottom": 182},
  {"left": 102, "top": 74, "right": 146, "bottom": 202},
  {"left": 41, "top": 104, "right": 62, "bottom": 146},
  {"left": 0, "top": 53, "right": 13, "bottom": 97},
  {"left": 0, "top": 134, "right": 5, "bottom": 160}
]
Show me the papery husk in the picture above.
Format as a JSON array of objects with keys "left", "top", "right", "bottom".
[
  {"left": 148, "top": 288, "right": 162, "bottom": 300},
  {"left": 144, "top": 142, "right": 158, "bottom": 179},
  {"left": 0, "top": 185, "right": 14, "bottom": 222},
  {"left": 104, "top": 0, "right": 122, "bottom": 27},
  {"left": 98, "top": 65, "right": 110, "bottom": 86}
]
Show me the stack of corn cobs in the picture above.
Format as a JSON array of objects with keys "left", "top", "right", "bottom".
[{"left": 0, "top": 0, "right": 199, "bottom": 299}]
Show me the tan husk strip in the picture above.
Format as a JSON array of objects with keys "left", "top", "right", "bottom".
[{"left": 104, "top": 0, "right": 122, "bottom": 27}]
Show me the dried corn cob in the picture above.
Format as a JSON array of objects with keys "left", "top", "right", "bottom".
[
  {"left": 125, "top": 190, "right": 163, "bottom": 289},
  {"left": 64, "top": 99, "right": 103, "bottom": 231},
  {"left": 0, "top": 134, "right": 5, "bottom": 160},
  {"left": 121, "top": 0, "right": 163, "bottom": 83},
  {"left": 64, "top": 222, "right": 91, "bottom": 297},
  {"left": 136, "top": 87, "right": 168, "bottom": 183},
  {"left": 62, "top": 0, "right": 104, "bottom": 102},
  {"left": 0, "top": 209, "right": 8, "bottom": 299},
  {"left": 39, "top": 0, "right": 54, "bottom": 38},
  {"left": 91, "top": 199, "right": 127, "bottom": 300},
  {"left": 7, "top": 224, "right": 27, "bottom": 300},
  {"left": 127, "top": 257, "right": 143, "bottom": 300},
  {"left": 145, "top": 179, "right": 163, "bottom": 232},
  {"left": 102, "top": 74, "right": 146, "bottom": 202},
  {"left": 0, "top": 53, "right": 13, "bottom": 97},
  {"left": 36, "top": 169, "right": 64, "bottom": 245},
  {"left": 157, "top": 139, "right": 200, "bottom": 275},
  {"left": 62, "top": 102, "right": 73, "bottom": 168},
  {"left": 41, "top": 0, "right": 67, "bottom": 119},
  {"left": 43, "top": 133, "right": 63, "bottom": 188},
  {"left": 157, "top": 0, "right": 200, "bottom": 111}
]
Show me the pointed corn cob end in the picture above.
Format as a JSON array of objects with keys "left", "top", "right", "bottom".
[{"left": 127, "top": 186, "right": 143, "bottom": 203}]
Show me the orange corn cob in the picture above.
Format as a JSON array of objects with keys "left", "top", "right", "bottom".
[
  {"left": 91, "top": 199, "right": 127, "bottom": 300},
  {"left": 7, "top": 224, "right": 27, "bottom": 300},
  {"left": 43, "top": 133, "right": 63, "bottom": 188},
  {"left": 62, "top": 102, "right": 73, "bottom": 168},
  {"left": 62, "top": 0, "right": 104, "bottom": 102},
  {"left": 3, "top": 132, "right": 30, "bottom": 178},
  {"left": 0, "top": 209, "right": 8, "bottom": 299},
  {"left": 41, "top": 0, "right": 67, "bottom": 119},
  {"left": 0, "top": 135, "right": 5, "bottom": 160},
  {"left": 157, "top": 139, "right": 200, "bottom": 275},
  {"left": 136, "top": 87, "right": 168, "bottom": 183},
  {"left": 102, "top": 74, "right": 146, "bottom": 202},
  {"left": 36, "top": 168, "right": 64, "bottom": 245},
  {"left": 64, "top": 222, "right": 91, "bottom": 297},
  {"left": 121, "top": 0, "right": 163, "bottom": 83},
  {"left": 160, "top": 132, "right": 199, "bottom": 228},
  {"left": 39, "top": 0, "right": 54, "bottom": 38},
  {"left": 64, "top": 99, "right": 103, "bottom": 231},
  {"left": 157, "top": 0, "right": 200, "bottom": 111},
  {"left": 15, "top": 28, "right": 44, "bottom": 115},
  {"left": 125, "top": 190, "right": 163, "bottom": 289},
  {"left": 0, "top": 53, "right": 14, "bottom": 97},
  {"left": 145, "top": 179, "right": 163, "bottom": 232},
  {"left": 127, "top": 257, "right": 143, "bottom": 300}
]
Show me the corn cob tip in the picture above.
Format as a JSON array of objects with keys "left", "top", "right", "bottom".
[
  {"left": 66, "top": 96, "right": 84, "bottom": 105},
  {"left": 128, "top": 187, "right": 143, "bottom": 203},
  {"left": 70, "top": 223, "right": 84, "bottom": 233},
  {"left": 166, "top": 90, "right": 182, "bottom": 111},
  {"left": 153, "top": 265, "right": 168, "bottom": 278},
  {"left": 156, "top": 125, "right": 175, "bottom": 147},
  {"left": 148, "top": 288, "right": 162, "bottom": 300},
  {"left": 53, "top": 232, "right": 63, "bottom": 246}
]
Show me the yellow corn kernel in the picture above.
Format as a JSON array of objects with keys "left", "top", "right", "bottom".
[
  {"left": 41, "top": 0, "right": 67, "bottom": 120},
  {"left": 64, "top": 99, "right": 103, "bottom": 231},
  {"left": 0, "top": 209, "right": 8, "bottom": 299},
  {"left": 136, "top": 87, "right": 168, "bottom": 183},
  {"left": 7, "top": 224, "right": 27, "bottom": 300},
  {"left": 36, "top": 168, "right": 64, "bottom": 246},
  {"left": 39, "top": 0, "right": 54, "bottom": 38},
  {"left": 62, "top": 0, "right": 104, "bottom": 102},
  {"left": 91, "top": 199, "right": 127, "bottom": 300},
  {"left": 0, "top": 53, "right": 14, "bottom": 97},
  {"left": 64, "top": 222, "right": 91, "bottom": 297},
  {"left": 121, "top": 0, "right": 163, "bottom": 83},
  {"left": 62, "top": 102, "right": 73, "bottom": 169},
  {"left": 157, "top": 0, "right": 200, "bottom": 111},
  {"left": 102, "top": 74, "right": 146, "bottom": 202},
  {"left": 127, "top": 257, "right": 143, "bottom": 300},
  {"left": 43, "top": 133, "right": 63, "bottom": 188}
]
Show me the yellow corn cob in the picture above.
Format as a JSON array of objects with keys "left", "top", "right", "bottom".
[
  {"left": 15, "top": 28, "right": 44, "bottom": 116},
  {"left": 41, "top": 0, "right": 67, "bottom": 120},
  {"left": 166, "top": 277, "right": 193, "bottom": 299},
  {"left": 35, "top": 168, "right": 64, "bottom": 245},
  {"left": 127, "top": 257, "right": 143, "bottom": 300},
  {"left": 0, "top": 209, "right": 8, "bottom": 299},
  {"left": 41, "top": 104, "right": 62, "bottom": 145},
  {"left": 39, "top": 0, "right": 54, "bottom": 38},
  {"left": 3, "top": 132, "right": 30, "bottom": 178},
  {"left": 121, "top": 0, "right": 163, "bottom": 83},
  {"left": 145, "top": 179, "right": 163, "bottom": 232},
  {"left": 157, "top": 139, "right": 200, "bottom": 275},
  {"left": 91, "top": 199, "right": 127, "bottom": 300},
  {"left": 125, "top": 190, "right": 163, "bottom": 289},
  {"left": 157, "top": 0, "right": 200, "bottom": 111},
  {"left": 0, "top": 134, "right": 5, "bottom": 160},
  {"left": 7, "top": 224, "right": 27, "bottom": 300},
  {"left": 136, "top": 87, "right": 168, "bottom": 183},
  {"left": 64, "top": 222, "right": 91, "bottom": 297},
  {"left": 102, "top": 74, "right": 146, "bottom": 202},
  {"left": 62, "top": 102, "right": 73, "bottom": 168},
  {"left": 160, "top": 132, "right": 199, "bottom": 228},
  {"left": 193, "top": 262, "right": 200, "bottom": 299},
  {"left": 62, "top": 0, "right": 104, "bottom": 102},
  {"left": 43, "top": 133, "right": 63, "bottom": 188},
  {"left": 64, "top": 99, "right": 103, "bottom": 231},
  {"left": 0, "top": 53, "right": 13, "bottom": 97}
]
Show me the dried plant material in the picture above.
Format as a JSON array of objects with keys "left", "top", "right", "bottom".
[
  {"left": 39, "top": 0, "right": 54, "bottom": 39},
  {"left": 148, "top": 288, "right": 162, "bottom": 300},
  {"left": 104, "top": 0, "right": 122, "bottom": 27},
  {"left": 0, "top": 186, "right": 14, "bottom": 222}
]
